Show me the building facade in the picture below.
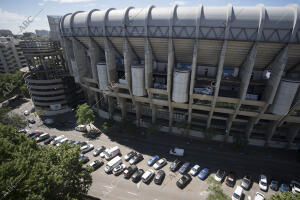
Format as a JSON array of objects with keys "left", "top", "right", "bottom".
[
  {"left": 0, "top": 37, "right": 27, "bottom": 73},
  {"left": 21, "top": 40, "right": 84, "bottom": 116},
  {"left": 60, "top": 5, "right": 300, "bottom": 149},
  {"left": 47, "top": 15, "right": 62, "bottom": 42}
]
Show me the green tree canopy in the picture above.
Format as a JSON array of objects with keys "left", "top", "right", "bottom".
[
  {"left": 269, "top": 192, "right": 300, "bottom": 200},
  {"left": 76, "top": 103, "right": 95, "bottom": 126},
  {"left": 0, "top": 107, "right": 27, "bottom": 129},
  {"left": 0, "top": 123, "right": 92, "bottom": 200}
]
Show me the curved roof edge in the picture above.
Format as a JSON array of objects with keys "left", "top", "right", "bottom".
[{"left": 60, "top": 5, "right": 300, "bottom": 43}]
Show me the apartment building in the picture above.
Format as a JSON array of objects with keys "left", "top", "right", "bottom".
[
  {"left": 59, "top": 5, "right": 300, "bottom": 149},
  {"left": 0, "top": 37, "right": 27, "bottom": 73}
]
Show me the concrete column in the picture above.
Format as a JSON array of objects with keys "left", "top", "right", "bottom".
[
  {"left": 61, "top": 37, "right": 74, "bottom": 74},
  {"left": 72, "top": 38, "right": 88, "bottom": 80},
  {"left": 88, "top": 38, "right": 103, "bottom": 82},
  {"left": 108, "top": 96, "right": 114, "bottom": 119},
  {"left": 123, "top": 39, "right": 133, "bottom": 91},
  {"left": 145, "top": 38, "right": 153, "bottom": 90},
  {"left": 119, "top": 98, "right": 127, "bottom": 119},
  {"left": 265, "top": 121, "right": 278, "bottom": 146},
  {"left": 246, "top": 118, "right": 255, "bottom": 139},
  {"left": 207, "top": 40, "right": 228, "bottom": 128},
  {"left": 287, "top": 125, "right": 300, "bottom": 149},
  {"left": 152, "top": 104, "right": 157, "bottom": 123},
  {"left": 254, "top": 45, "right": 289, "bottom": 125},
  {"left": 187, "top": 42, "right": 198, "bottom": 128},
  {"left": 167, "top": 39, "right": 174, "bottom": 133},
  {"left": 224, "top": 43, "right": 258, "bottom": 141},
  {"left": 104, "top": 38, "right": 117, "bottom": 85},
  {"left": 136, "top": 102, "right": 142, "bottom": 126}
]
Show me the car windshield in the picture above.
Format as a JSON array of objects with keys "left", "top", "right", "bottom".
[
  {"left": 243, "top": 179, "right": 250, "bottom": 184},
  {"left": 228, "top": 177, "right": 234, "bottom": 181},
  {"left": 261, "top": 181, "right": 267, "bottom": 186},
  {"left": 233, "top": 193, "right": 240, "bottom": 199},
  {"left": 216, "top": 170, "right": 223, "bottom": 177},
  {"left": 158, "top": 160, "right": 164, "bottom": 164}
]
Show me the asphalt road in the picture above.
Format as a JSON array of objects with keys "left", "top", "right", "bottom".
[{"left": 12, "top": 99, "right": 300, "bottom": 200}]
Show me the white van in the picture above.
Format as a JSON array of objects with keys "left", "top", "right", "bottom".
[
  {"left": 104, "top": 156, "right": 122, "bottom": 173},
  {"left": 169, "top": 147, "right": 184, "bottom": 156},
  {"left": 51, "top": 135, "right": 65, "bottom": 145},
  {"left": 56, "top": 138, "right": 68, "bottom": 146},
  {"left": 104, "top": 146, "right": 120, "bottom": 160},
  {"left": 36, "top": 132, "right": 49, "bottom": 142}
]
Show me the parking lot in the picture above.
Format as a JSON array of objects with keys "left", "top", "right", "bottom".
[{"left": 14, "top": 100, "right": 300, "bottom": 200}]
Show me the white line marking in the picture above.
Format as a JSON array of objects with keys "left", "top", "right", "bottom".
[
  {"left": 127, "top": 192, "right": 138, "bottom": 196},
  {"left": 103, "top": 185, "right": 113, "bottom": 189},
  {"left": 137, "top": 181, "right": 141, "bottom": 189}
]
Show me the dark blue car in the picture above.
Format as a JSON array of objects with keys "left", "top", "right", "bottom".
[
  {"left": 179, "top": 162, "right": 190, "bottom": 174},
  {"left": 198, "top": 168, "right": 210, "bottom": 180},
  {"left": 279, "top": 183, "right": 290, "bottom": 192},
  {"left": 147, "top": 155, "right": 159, "bottom": 166}
]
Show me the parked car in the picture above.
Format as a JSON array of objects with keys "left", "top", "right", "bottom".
[
  {"left": 131, "top": 169, "right": 144, "bottom": 183},
  {"left": 31, "top": 132, "right": 42, "bottom": 139},
  {"left": 153, "top": 158, "right": 167, "bottom": 170},
  {"left": 189, "top": 164, "right": 200, "bottom": 176},
  {"left": 254, "top": 192, "right": 265, "bottom": 200},
  {"left": 24, "top": 110, "right": 30, "bottom": 116},
  {"left": 44, "top": 135, "right": 56, "bottom": 145},
  {"left": 129, "top": 154, "right": 143, "bottom": 165},
  {"left": 215, "top": 169, "right": 226, "bottom": 182},
  {"left": 75, "top": 124, "right": 87, "bottom": 132},
  {"left": 36, "top": 132, "right": 50, "bottom": 142},
  {"left": 56, "top": 138, "right": 69, "bottom": 146},
  {"left": 169, "top": 147, "right": 184, "bottom": 156},
  {"left": 259, "top": 174, "right": 268, "bottom": 191},
  {"left": 104, "top": 146, "right": 120, "bottom": 160},
  {"left": 93, "top": 146, "right": 106, "bottom": 157},
  {"left": 179, "top": 162, "right": 190, "bottom": 174},
  {"left": 154, "top": 170, "right": 165, "bottom": 185},
  {"left": 270, "top": 180, "right": 279, "bottom": 191},
  {"left": 89, "top": 160, "right": 104, "bottom": 171},
  {"left": 232, "top": 186, "right": 243, "bottom": 200},
  {"left": 81, "top": 144, "right": 94, "bottom": 154},
  {"left": 147, "top": 155, "right": 159, "bottom": 166},
  {"left": 280, "top": 183, "right": 290, "bottom": 192},
  {"left": 290, "top": 180, "right": 300, "bottom": 194},
  {"left": 124, "top": 151, "right": 137, "bottom": 162},
  {"left": 70, "top": 141, "right": 81, "bottom": 148},
  {"left": 241, "top": 175, "right": 251, "bottom": 190},
  {"left": 79, "top": 141, "right": 87, "bottom": 147},
  {"left": 28, "top": 118, "right": 35, "bottom": 124},
  {"left": 123, "top": 165, "right": 137, "bottom": 179},
  {"left": 142, "top": 169, "right": 155, "bottom": 183},
  {"left": 113, "top": 164, "right": 126, "bottom": 176},
  {"left": 17, "top": 129, "right": 28, "bottom": 134},
  {"left": 198, "top": 168, "right": 210, "bottom": 180},
  {"left": 170, "top": 159, "right": 183, "bottom": 172},
  {"left": 51, "top": 135, "right": 65, "bottom": 145},
  {"left": 226, "top": 172, "right": 236, "bottom": 187},
  {"left": 78, "top": 156, "right": 89, "bottom": 164},
  {"left": 27, "top": 130, "right": 39, "bottom": 138},
  {"left": 176, "top": 174, "right": 192, "bottom": 189}
]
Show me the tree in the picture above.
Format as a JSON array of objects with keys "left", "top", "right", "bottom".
[
  {"left": 204, "top": 127, "right": 217, "bottom": 141},
  {"left": 232, "top": 133, "right": 248, "bottom": 151},
  {"left": 76, "top": 103, "right": 95, "bottom": 130},
  {"left": 269, "top": 192, "right": 300, "bottom": 200},
  {"left": 0, "top": 123, "right": 92, "bottom": 200},
  {"left": 0, "top": 107, "right": 28, "bottom": 129}
]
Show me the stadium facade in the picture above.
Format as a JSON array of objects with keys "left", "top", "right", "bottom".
[{"left": 59, "top": 5, "right": 300, "bottom": 149}]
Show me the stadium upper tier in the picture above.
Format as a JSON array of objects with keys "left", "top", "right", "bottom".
[{"left": 60, "top": 5, "right": 300, "bottom": 43}]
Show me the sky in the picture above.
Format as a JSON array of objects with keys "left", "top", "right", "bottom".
[{"left": 0, "top": 0, "right": 300, "bottom": 34}]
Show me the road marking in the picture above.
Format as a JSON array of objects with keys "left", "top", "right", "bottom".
[
  {"left": 103, "top": 185, "right": 113, "bottom": 189},
  {"left": 128, "top": 192, "right": 138, "bottom": 196},
  {"left": 137, "top": 181, "right": 141, "bottom": 189},
  {"left": 248, "top": 196, "right": 251, "bottom": 200}
]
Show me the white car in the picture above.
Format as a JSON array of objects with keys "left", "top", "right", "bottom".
[
  {"left": 75, "top": 125, "right": 87, "bottom": 132},
  {"left": 214, "top": 169, "right": 226, "bottom": 182},
  {"left": 189, "top": 165, "right": 200, "bottom": 176},
  {"left": 291, "top": 180, "right": 300, "bottom": 194},
  {"left": 100, "top": 151, "right": 106, "bottom": 158},
  {"left": 24, "top": 110, "right": 30, "bottom": 116},
  {"left": 142, "top": 169, "right": 155, "bottom": 183},
  {"left": 153, "top": 158, "right": 167, "bottom": 170},
  {"left": 259, "top": 174, "right": 268, "bottom": 191},
  {"left": 169, "top": 147, "right": 184, "bottom": 156},
  {"left": 232, "top": 186, "right": 243, "bottom": 200},
  {"left": 254, "top": 192, "right": 265, "bottom": 200},
  {"left": 112, "top": 164, "right": 126, "bottom": 176}
]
